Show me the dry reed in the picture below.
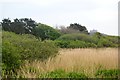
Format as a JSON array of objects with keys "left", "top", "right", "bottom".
[{"left": 18, "top": 48, "right": 118, "bottom": 78}]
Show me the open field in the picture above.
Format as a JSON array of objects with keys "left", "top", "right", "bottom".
[{"left": 18, "top": 48, "right": 118, "bottom": 78}]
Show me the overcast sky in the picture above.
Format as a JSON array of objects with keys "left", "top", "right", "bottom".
[{"left": 0, "top": 0, "right": 119, "bottom": 35}]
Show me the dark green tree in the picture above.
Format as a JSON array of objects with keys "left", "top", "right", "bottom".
[
  {"left": 1, "top": 18, "right": 37, "bottom": 34},
  {"left": 20, "top": 18, "right": 37, "bottom": 34},
  {"left": 10, "top": 18, "right": 25, "bottom": 34},
  {"left": 2, "top": 18, "right": 11, "bottom": 31},
  {"left": 67, "top": 23, "right": 88, "bottom": 34}
]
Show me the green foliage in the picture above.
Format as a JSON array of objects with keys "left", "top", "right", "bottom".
[
  {"left": 93, "top": 32, "right": 102, "bottom": 39},
  {"left": 57, "top": 33, "right": 93, "bottom": 42},
  {"left": 38, "top": 69, "right": 88, "bottom": 78},
  {"left": 67, "top": 72, "right": 87, "bottom": 78},
  {"left": 2, "top": 18, "right": 119, "bottom": 47},
  {"left": 97, "top": 36, "right": 118, "bottom": 48},
  {"left": 55, "top": 33, "right": 118, "bottom": 48},
  {"left": 106, "top": 36, "right": 119, "bottom": 47},
  {"left": 68, "top": 40, "right": 87, "bottom": 48},
  {"left": 97, "top": 38, "right": 112, "bottom": 47},
  {"left": 54, "top": 40, "right": 70, "bottom": 48},
  {"left": 40, "top": 69, "right": 66, "bottom": 78},
  {"left": 95, "top": 69, "right": 120, "bottom": 78},
  {"left": 2, "top": 31, "right": 59, "bottom": 77},
  {"left": 1, "top": 18, "right": 61, "bottom": 41},
  {"left": 55, "top": 40, "right": 97, "bottom": 48},
  {"left": 34, "top": 23, "right": 61, "bottom": 40},
  {"left": 3, "top": 31, "right": 59, "bottom": 61},
  {"left": 55, "top": 33, "right": 97, "bottom": 48},
  {"left": 2, "top": 41, "right": 22, "bottom": 77}
]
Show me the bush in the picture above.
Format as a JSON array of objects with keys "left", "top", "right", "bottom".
[
  {"left": 3, "top": 31, "right": 59, "bottom": 61},
  {"left": 57, "top": 33, "right": 94, "bottom": 43},
  {"left": 2, "top": 42, "right": 22, "bottom": 77},
  {"left": 54, "top": 40, "right": 70, "bottom": 48},
  {"left": 2, "top": 31, "right": 59, "bottom": 77},
  {"left": 54, "top": 40, "right": 97, "bottom": 48},
  {"left": 68, "top": 40, "right": 87, "bottom": 48},
  {"left": 97, "top": 38, "right": 115, "bottom": 48}
]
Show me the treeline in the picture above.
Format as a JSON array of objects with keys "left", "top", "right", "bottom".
[
  {"left": 1, "top": 18, "right": 120, "bottom": 48},
  {"left": 1, "top": 18, "right": 61, "bottom": 40}
]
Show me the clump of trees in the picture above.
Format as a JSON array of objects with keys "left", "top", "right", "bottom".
[
  {"left": 58, "top": 26, "right": 80, "bottom": 34},
  {"left": 2, "top": 18, "right": 37, "bottom": 34},
  {"left": 68, "top": 23, "right": 88, "bottom": 34},
  {"left": 1, "top": 18, "right": 61, "bottom": 40},
  {"left": 59, "top": 23, "right": 88, "bottom": 34}
]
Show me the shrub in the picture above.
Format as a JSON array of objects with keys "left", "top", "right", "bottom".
[
  {"left": 2, "top": 31, "right": 59, "bottom": 77},
  {"left": 97, "top": 38, "right": 115, "bottom": 47},
  {"left": 106, "top": 36, "right": 118, "bottom": 44},
  {"left": 2, "top": 31, "right": 59, "bottom": 61},
  {"left": 68, "top": 40, "right": 87, "bottom": 48},
  {"left": 54, "top": 40, "right": 70, "bottom": 48},
  {"left": 54, "top": 40, "right": 97, "bottom": 48},
  {"left": 57, "top": 33, "right": 94, "bottom": 42},
  {"left": 2, "top": 41, "right": 22, "bottom": 77}
]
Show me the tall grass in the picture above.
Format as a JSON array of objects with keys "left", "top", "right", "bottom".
[{"left": 17, "top": 48, "right": 118, "bottom": 78}]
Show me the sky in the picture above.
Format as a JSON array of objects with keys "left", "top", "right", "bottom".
[{"left": 0, "top": 0, "right": 119, "bottom": 36}]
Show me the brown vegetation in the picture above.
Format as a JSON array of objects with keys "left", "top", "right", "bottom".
[{"left": 18, "top": 48, "right": 118, "bottom": 78}]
